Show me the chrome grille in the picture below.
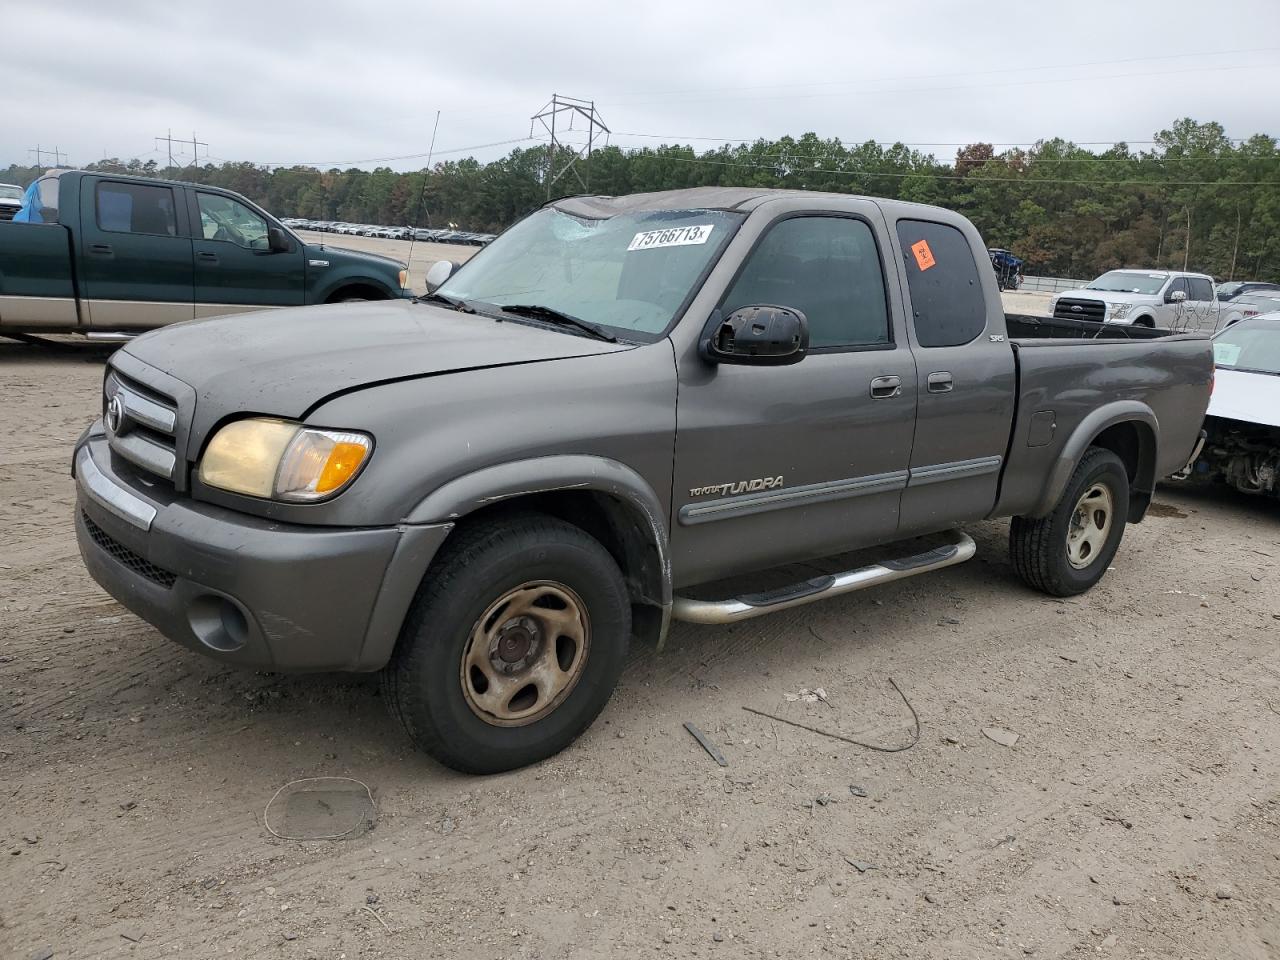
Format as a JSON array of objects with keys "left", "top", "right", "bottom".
[
  {"left": 0, "top": 205, "right": 18, "bottom": 222},
  {"left": 1053, "top": 297, "right": 1107, "bottom": 322},
  {"left": 104, "top": 368, "right": 180, "bottom": 484}
]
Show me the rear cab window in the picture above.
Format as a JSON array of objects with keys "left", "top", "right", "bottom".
[
  {"left": 95, "top": 181, "right": 178, "bottom": 237},
  {"left": 895, "top": 220, "right": 986, "bottom": 347}
]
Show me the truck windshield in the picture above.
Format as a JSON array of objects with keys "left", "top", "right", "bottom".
[
  {"left": 436, "top": 207, "right": 744, "bottom": 340},
  {"left": 0, "top": 185, "right": 23, "bottom": 201},
  {"left": 1086, "top": 271, "right": 1169, "bottom": 295},
  {"left": 1212, "top": 319, "right": 1280, "bottom": 376}
]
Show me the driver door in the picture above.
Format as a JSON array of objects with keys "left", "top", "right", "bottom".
[{"left": 189, "top": 190, "right": 304, "bottom": 316}]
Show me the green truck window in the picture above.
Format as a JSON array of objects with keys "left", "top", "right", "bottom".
[
  {"left": 197, "top": 193, "right": 269, "bottom": 250},
  {"left": 96, "top": 181, "right": 177, "bottom": 237},
  {"left": 896, "top": 219, "right": 986, "bottom": 347}
]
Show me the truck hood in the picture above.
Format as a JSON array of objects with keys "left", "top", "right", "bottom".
[
  {"left": 123, "top": 299, "right": 633, "bottom": 443},
  {"left": 1208, "top": 367, "right": 1280, "bottom": 428},
  {"left": 302, "top": 241, "right": 404, "bottom": 271},
  {"left": 1058, "top": 289, "right": 1160, "bottom": 306}
]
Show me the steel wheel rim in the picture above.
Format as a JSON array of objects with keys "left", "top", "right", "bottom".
[
  {"left": 1066, "top": 482, "right": 1113, "bottom": 570},
  {"left": 460, "top": 580, "right": 591, "bottom": 727}
]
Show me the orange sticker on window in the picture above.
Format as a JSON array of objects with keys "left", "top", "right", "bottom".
[{"left": 911, "top": 239, "right": 936, "bottom": 271}]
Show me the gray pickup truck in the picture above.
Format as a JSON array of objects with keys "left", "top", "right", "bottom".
[{"left": 72, "top": 187, "right": 1213, "bottom": 773}]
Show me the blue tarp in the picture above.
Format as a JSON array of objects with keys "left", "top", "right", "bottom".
[{"left": 12, "top": 181, "right": 43, "bottom": 223}]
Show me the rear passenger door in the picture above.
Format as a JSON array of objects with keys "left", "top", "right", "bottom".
[
  {"left": 78, "top": 178, "right": 194, "bottom": 329},
  {"left": 890, "top": 218, "right": 1016, "bottom": 533},
  {"left": 190, "top": 190, "right": 304, "bottom": 315}
]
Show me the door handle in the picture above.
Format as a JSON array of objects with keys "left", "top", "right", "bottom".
[
  {"left": 88, "top": 242, "right": 114, "bottom": 258},
  {"left": 927, "top": 371, "right": 954, "bottom": 393},
  {"left": 869, "top": 375, "right": 902, "bottom": 399},
  {"left": 196, "top": 252, "right": 219, "bottom": 264}
]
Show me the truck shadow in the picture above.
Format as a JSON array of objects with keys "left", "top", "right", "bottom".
[{"left": 0, "top": 337, "right": 118, "bottom": 364}]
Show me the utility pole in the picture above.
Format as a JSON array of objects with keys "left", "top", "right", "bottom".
[
  {"left": 28, "top": 145, "right": 67, "bottom": 168},
  {"left": 156, "top": 129, "right": 177, "bottom": 170},
  {"left": 187, "top": 131, "right": 208, "bottom": 169},
  {"left": 530, "top": 94, "right": 609, "bottom": 200}
]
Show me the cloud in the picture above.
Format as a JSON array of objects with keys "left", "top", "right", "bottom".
[{"left": 4, "top": 0, "right": 1278, "bottom": 172}]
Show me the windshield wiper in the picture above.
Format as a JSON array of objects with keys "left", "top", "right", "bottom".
[
  {"left": 498, "top": 304, "right": 617, "bottom": 343},
  {"left": 414, "top": 291, "right": 475, "bottom": 313}
]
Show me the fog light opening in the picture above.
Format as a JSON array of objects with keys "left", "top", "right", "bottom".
[{"left": 188, "top": 595, "right": 251, "bottom": 652}]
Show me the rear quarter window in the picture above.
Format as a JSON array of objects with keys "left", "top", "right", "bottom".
[{"left": 895, "top": 219, "right": 986, "bottom": 347}]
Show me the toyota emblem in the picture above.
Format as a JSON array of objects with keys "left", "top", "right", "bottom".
[{"left": 106, "top": 394, "right": 124, "bottom": 433}]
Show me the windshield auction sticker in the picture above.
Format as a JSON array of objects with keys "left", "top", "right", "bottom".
[{"left": 627, "top": 224, "right": 714, "bottom": 251}]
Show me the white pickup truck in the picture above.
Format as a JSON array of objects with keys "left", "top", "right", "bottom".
[
  {"left": 0, "top": 183, "right": 23, "bottom": 222},
  {"left": 1050, "top": 270, "right": 1224, "bottom": 332}
]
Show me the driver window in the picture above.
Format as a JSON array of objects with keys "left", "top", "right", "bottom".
[
  {"left": 197, "top": 193, "right": 269, "bottom": 249},
  {"left": 1166, "top": 277, "right": 1190, "bottom": 300},
  {"left": 721, "top": 216, "right": 890, "bottom": 349}
]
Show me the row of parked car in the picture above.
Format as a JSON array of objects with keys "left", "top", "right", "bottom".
[{"left": 281, "top": 218, "right": 495, "bottom": 247}]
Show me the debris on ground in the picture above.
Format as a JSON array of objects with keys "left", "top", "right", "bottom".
[
  {"left": 848, "top": 784, "right": 868, "bottom": 798},
  {"left": 843, "top": 857, "right": 876, "bottom": 873},
  {"left": 743, "top": 678, "right": 921, "bottom": 753},
  {"left": 982, "top": 726, "right": 1020, "bottom": 747},
  {"left": 783, "top": 687, "right": 830, "bottom": 705},
  {"left": 682, "top": 722, "right": 728, "bottom": 767}
]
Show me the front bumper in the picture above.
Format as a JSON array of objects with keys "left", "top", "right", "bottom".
[{"left": 73, "top": 427, "right": 451, "bottom": 672}]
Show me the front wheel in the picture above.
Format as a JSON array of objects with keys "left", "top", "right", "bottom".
[
  {"left": 1009, "top": 447, "right": 1129, "bottom": 597},
  {"left": 382, "top": 512, "right": 631, "bottom": 774}
]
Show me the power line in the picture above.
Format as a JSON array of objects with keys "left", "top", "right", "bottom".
[
  {"left": 254, "top": 136, "right": 537, "bottom": 169},
  {"left": 607, "top": 130, "right": 1261, "bottom": 152},
  {"left": 28, "top": 145, "right": 67, "bottom": 167},
  {"left": 600, "top": 61, "right": 1280, "bottom": 110},
  {"left": 600, "top": 46, "right": 1280, "bottom": 101}
]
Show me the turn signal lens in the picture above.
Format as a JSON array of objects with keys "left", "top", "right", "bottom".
[
  {"left": 398, "top": 269, "right": 409, "bottom": 288},
  {"left": 198, "top": 418, "right": 372, "bottom": 502},
  {"left": 275, "top": 430, "right": 373, "bottom": 502}
]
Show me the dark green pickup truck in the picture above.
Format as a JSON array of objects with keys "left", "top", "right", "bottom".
[{"left": 0, "top": 170, "right": 408, "bottom": 337}]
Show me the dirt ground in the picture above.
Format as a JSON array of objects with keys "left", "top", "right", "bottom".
[{"left": 2, "top": 331, "right": 1279, "bottom": 960}]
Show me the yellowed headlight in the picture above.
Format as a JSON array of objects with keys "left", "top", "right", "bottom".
[
  {"left": 198, "top": 418, "right": 372, "bottom": 502},
  {"left": 199, "top": 418, "right": 299, "bottom": 498},
  {"left": 398, "top": 269, "right": 408, "bottom": 288}
]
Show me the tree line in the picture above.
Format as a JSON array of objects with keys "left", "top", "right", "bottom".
[{"left": 4, "top": 118, "right": 1278, "bottom": 280}]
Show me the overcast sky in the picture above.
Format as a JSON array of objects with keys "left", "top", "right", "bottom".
[{"left": 6, "top": 0, "right": 1279, "bottom": 172}]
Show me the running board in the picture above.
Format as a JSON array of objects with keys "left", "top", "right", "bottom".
[
  {"left": 671, "top": 530, "right": 977, "bottom": 624},
  {"left": 85, "top": 331, "right": 136, "bottom": 342}
]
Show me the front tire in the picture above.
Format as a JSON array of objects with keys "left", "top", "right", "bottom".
[
  {"left": 1009, "top": 447, "right": 1129, "bottom": 597},
  {"left": 382, "top": 512, "right": 631, "bottom": 774}
]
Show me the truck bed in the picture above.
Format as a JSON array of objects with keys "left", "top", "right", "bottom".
[{"left": 1005, "top": 312, "right": 1176, "bottom": 341}]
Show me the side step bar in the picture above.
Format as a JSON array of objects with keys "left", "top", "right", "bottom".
[
  {"left": 85, "top": 331, "right": 135, "bottom": 342},
  {"left": 671, "top": 530, "right": 976, "bottom": 624}
]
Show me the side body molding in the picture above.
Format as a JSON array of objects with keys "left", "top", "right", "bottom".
[
  {"left": 404, "top": 453, "right": 674, "bottom": 613},
  {"left": 1030, "top": 400, "right": 1159, "bottom": 519}
]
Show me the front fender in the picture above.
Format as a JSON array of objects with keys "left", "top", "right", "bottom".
[
  {"left": 1030, "top": 400, "right": 1158, "bottom": 517},
  {"left": 405, "top": 455, "right": 671, "bottom": 591}
]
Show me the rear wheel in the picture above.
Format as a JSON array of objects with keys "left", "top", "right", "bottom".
[
  {"left": 1009, "top": 447, "right": 1129, "bottom": 597},
  {"left": 382, "top": 512, "right": 630, "bottom": 774}
]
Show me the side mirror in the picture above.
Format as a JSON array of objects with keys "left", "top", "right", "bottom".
[
  {"left": 425, "top": 259, "right": 458, "bottom": 293},
  {"left": 1167, "top": 289, "right": 1187, "bottom": 304},
  {"left": 699, "top": 305, "right": 809, "bottom": 366},
  {"left": 267, "top": 226, "right": 290, "bottom": 253}
]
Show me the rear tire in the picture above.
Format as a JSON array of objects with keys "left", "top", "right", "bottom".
[
  {"left": 1009, "top": 447, "right": 1129, "bottom": 597},
  {"left": 382, "top": 512, "right": 630, "bottom": 774}
]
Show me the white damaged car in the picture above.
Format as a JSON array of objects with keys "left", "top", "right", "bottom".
[{"left": 1180, "top": 313, "right": 1280, "bottom": 497}]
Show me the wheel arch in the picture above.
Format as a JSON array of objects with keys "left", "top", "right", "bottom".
[
  {"left": 404, "top": 455, "right": 673, "bottom": 642},
  {"left": 1031, "top": 402, "right": 1158, "bottom": 522},
  {"left": 322, "top": 278, "right": 395, "bottom": 303}
]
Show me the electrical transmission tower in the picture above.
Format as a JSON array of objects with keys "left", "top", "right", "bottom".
[
  {"left": 530, "top": 94, "right": 609, "bottom": 199},
  {"left": 156, "top": 130, "right": 208, "bottom": 170},
  {"left": 28, "top": 145, "right": 67, "bottom": 168}
]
